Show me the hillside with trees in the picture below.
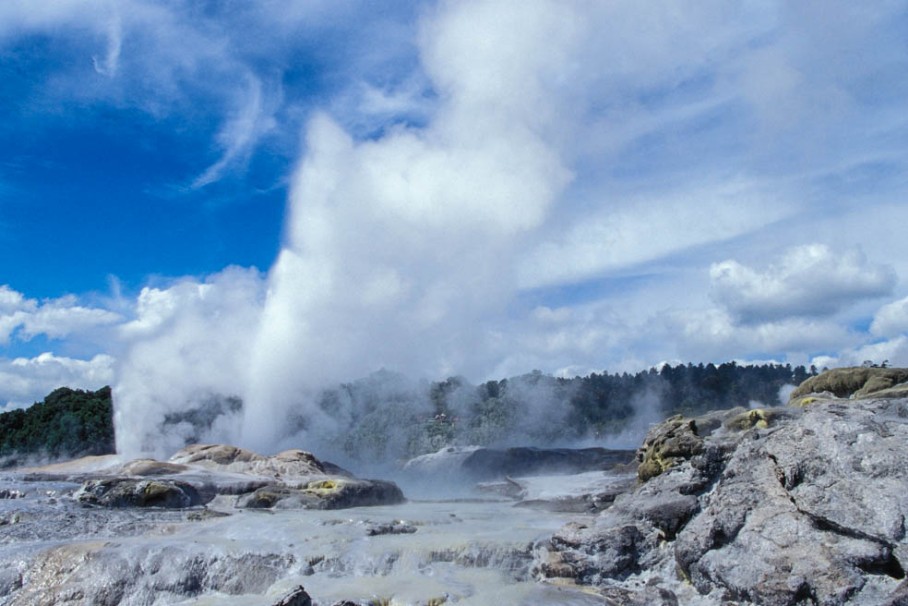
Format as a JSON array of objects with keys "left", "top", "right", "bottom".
[{"left": 0, "top": 386, "right": 114, "bottom": 465}]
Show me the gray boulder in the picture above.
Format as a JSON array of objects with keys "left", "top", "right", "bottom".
[
  {"left": 273, "top": 585, "right": 312, "bottom": 606},
  {"left": 75, "top": 478, "right": 206, "bottom": 508},
  {"left": 235, "top": 477, "right": 405, "bottom": 510}
]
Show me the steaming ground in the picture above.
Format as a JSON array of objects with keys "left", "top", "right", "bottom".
[{"left": 115, "top": 366, "right": 664, "bottom": 477}]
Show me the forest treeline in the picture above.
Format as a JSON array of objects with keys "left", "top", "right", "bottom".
[
  {"left": 0, "top": 362, "right": 817, "bottom": 463},
  {"left": 0, "top": 386, "right": 115, "bottom": 465},
  {"left": 317, "top": 362, "right": 818, "bottom": 460}
]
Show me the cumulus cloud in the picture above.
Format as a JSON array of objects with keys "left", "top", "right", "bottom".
[
  {"left": 665, "top": 308, "right": 858, "bottom": 363},
  {"left": 0, "top": 285, "right": 122, "bottom": 345},
  {"left": 0, "top": 352, "right": 115, "bottom": 410},
  {"left": 710, "top": 244, "right": 895, "bottom": 324},
  {"left": 811, "top": 335, "right": 908, "bottom": 371}
]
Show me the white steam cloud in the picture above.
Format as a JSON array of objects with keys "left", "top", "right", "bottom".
[
  {"left": 239, "top": 2, "right": 576, "bottom": 452},
  {"left": 114, "top": 267, "right": 263, "bottom": 457},
  {"left": 114, "top": 1, "right": 576, "bottom": 457}
]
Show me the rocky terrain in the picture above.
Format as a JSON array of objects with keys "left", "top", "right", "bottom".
[
  {"left": 537, "top": 367, "right": 908, "bottom": 605},
  {"left": 3, "top": 366, "right": 908, "bottom": 605}
]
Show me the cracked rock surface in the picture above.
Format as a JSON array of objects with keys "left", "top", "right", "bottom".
[{"left": 538, "top": 389, "right": 908, "bottom": 605}]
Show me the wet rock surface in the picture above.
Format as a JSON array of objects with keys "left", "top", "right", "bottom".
[
  {"left": 539, "top": 376, "right": 908, "bottom": 605},
  {"left": 74, "top": 478, "right": 206, "bottom": 508},
  {"left": 273, "top": 585, "right": 313, "bottom": 606},
  {"left": 403, "top": 445, "right": 635, "bottom": 481},
  {"left": 462, "top": 446, "right": 635, "bottom": 480}
]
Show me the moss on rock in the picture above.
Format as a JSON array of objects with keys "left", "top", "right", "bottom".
[
  {"left": 637, "top": 416, "right": 703, "bottom": 482},
  {"left": 788, "top": 367, "right": 908, "bottom": 403}
]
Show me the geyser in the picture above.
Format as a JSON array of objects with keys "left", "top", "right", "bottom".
[{"left": 114, "top": 0, "right": 577, "bottom": 458}]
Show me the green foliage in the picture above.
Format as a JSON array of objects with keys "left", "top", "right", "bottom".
[{"left": 0, "top": 386, "right": 114, "bottom": 462}]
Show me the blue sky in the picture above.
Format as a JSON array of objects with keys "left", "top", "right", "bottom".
[{"left": 2, "top": 1, "right": 908, "bottom": 419}]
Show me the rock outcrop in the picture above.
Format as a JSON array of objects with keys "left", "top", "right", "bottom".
[
  {"left": 72, "top": 444, "right": 403, "bottom": 511},
  {"left": 75, "top": 478, "right": 205, "bottom": 508},
  {"left": 272, "top": 585, "right": 313, "bottom": 606},
  {"left": 789, "top": 365, "right": 908, "bottom": 403},
  {"left": 538, "top": 368, "right": 908, "bottom": 605},
  {"left": 235, "top": 477, "right": 404, "bottom": 510}
]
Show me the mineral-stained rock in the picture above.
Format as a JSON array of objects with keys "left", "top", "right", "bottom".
[
  {"left": 538, "top": 389, "right": 908, "bottom": 606},
  {"left": 169, "top": 444, "right": 264, "bottom": 466},
  {"left": 168, "top": 444, "right": 344, "bottom": 484},
  {"left": 789, "top": 366, "right": 908, "bottom": 402},
  {"left": 75, "top": 478, "right": 206, "bottom": 508},
  {"left": 235, "top": 478, "right": 405, "bottom": 510},
  {"left": 635, "top": 415, "right": 704, "bottom": 482},
  {"left": 7, "top": 541, "right": 295, "bottom": 606},
  {"left": 118, "top": 459, "right": 189, "bottom": 476}
]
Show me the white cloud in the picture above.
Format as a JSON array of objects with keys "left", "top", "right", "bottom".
[
  {"left": 665, "top": 308, "right": 857, "bottom": 362},
  {"left": 191, "top": 73, "right": 277, "bottom": 189},
  {"left": 0, "top": 0, "right": 345, "bottom": 188},
  {"left": 811, "top": 335, "right": 908, "bottom": 371},
  {"left": 710, "top": 244, "right": 895, "bottom": 324},
  {"left": 519, "top": 178, "right": 794, "bottom": 289},
  {"left": 0, "top": 353, "right": 115, "bottom": 410},
  {"left": 91, "top": 10, "right": 122, "bottom": 76},
  {"left": 0, "top": 286, "right": 122, "bottom": 345},
  {"left": 871, "top": 296, "right": 908, "bottom": 337},
  {"left": 0, "top": 285, "right": 32, "bottom": 313}
]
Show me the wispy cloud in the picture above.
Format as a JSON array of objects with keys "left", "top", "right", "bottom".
[{"left": 190, "top": 74, "right": 277, "bottom": 189}]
